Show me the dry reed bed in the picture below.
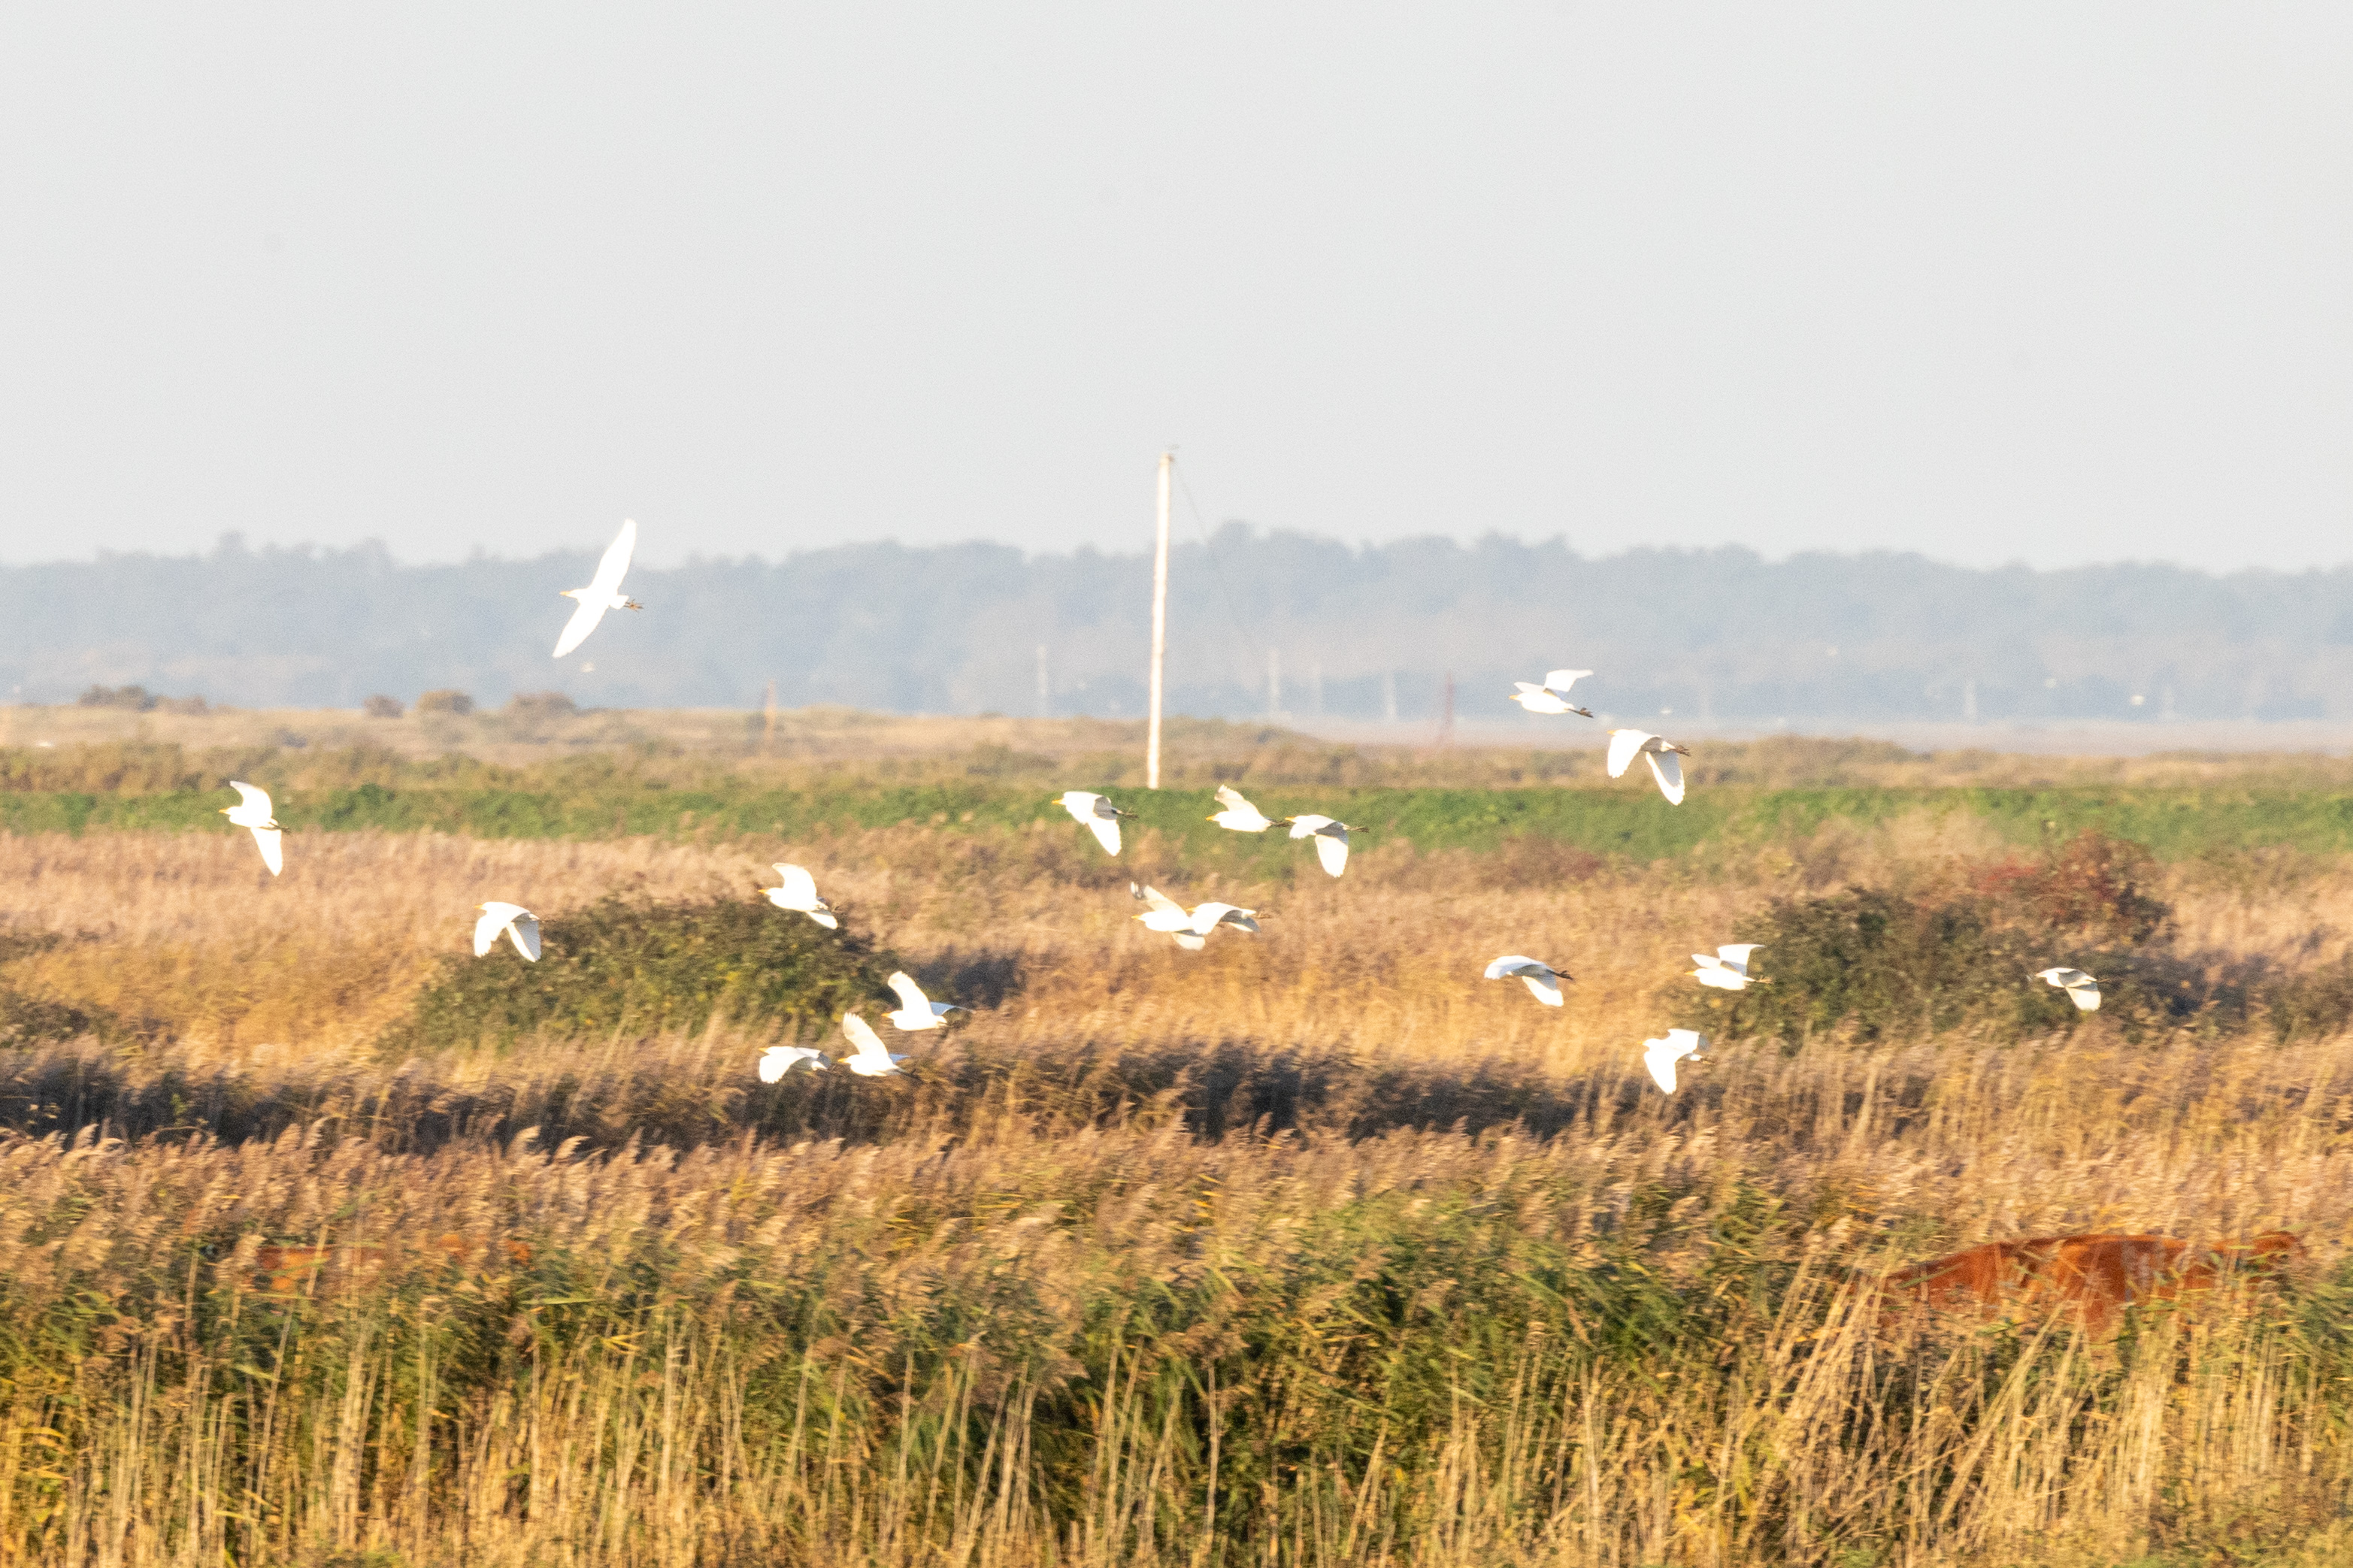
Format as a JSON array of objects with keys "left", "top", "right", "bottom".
[
  {"left": 2, "top": 826, "right": 2352, "bottom": 1561},
  {"left": 7, "top": 821, "right": 2353, "bottom": 1063},
  {"left": 0, "top": 1026, "right": 2347, "bottom": 1564}
]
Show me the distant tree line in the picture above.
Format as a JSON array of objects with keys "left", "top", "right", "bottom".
[{"left": 6, "top": 528, "right": 2353, "bottom": 723}]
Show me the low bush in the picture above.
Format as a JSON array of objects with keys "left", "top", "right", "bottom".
[
  {"left": 0, "top": 987, "right": 114, "bottom": 1049},
  {"left": 74, "top": 684, "right": 156, "bottom": 711},
  {"left": 1686, "top": 830, "right": 2353, "bottom": 1047},
  {"left": 1679, "top": 885, "right": 2080, "bottom": 1046},
  {"left": 415, "top": 689, "right": 474, "bottom": 716},
  {"left": 362, "top": 694, "right": 404, "bottom": 719},
  {"left": 1972, "top": 828, "right": 2171, "bottom": 943},
  {"left": 506, "top": 691, "right": 579, "bottom": 719},
  {"left": 379, "top": 894, "right": 897, "bottom": 1055}
]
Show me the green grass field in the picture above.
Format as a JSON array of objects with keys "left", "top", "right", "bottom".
[{"left": 11, "top": 775, "right": 2353, "bottom": 864}]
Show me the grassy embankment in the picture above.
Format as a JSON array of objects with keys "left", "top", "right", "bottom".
[{"left": 0, "top": 730, "right": 2351, "bottom": 1563}]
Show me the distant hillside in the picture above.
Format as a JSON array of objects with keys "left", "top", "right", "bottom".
[{"left": 8, "top": 531, "right": 2353, "bottom": 723}]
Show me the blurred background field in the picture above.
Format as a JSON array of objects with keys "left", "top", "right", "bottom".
[{"left": 1, "top": 712, "right": 2351, "bottom": 1565}]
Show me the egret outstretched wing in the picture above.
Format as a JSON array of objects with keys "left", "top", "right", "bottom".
[
  {"left": 1643, "top": 1029, "right": 1705, "bottom": 1094},
  {"left": 474, "top": 902, "right": 541, "bottom": 961},
  {"left": 221, "top": 782, "right": 283, "bottom": 873},
  {"left": 552, "top": 596, "right": 607, "bottom": 658},
  {"left": 1543, "top": 670, "right": 1592, "bottom": 695},
  {"left": 840, "top": 1013, "right": 910, "bottom": 1075},
  {"left": 1286, "top": 815, "right": 1351, "bottom": 877},
  {"left": 884, "top": 970, "right": 956, "bottom": 1028},
  {"left": 1210, "top": 786, "right": 1275, "bottom": 832},
  {"left": 1056, "top": 792, "right": 1127, "bottom": 855},
  {"left": 1607, "top": 729, "right": 1651, "bottom": 779},
  {"left": 1484, "top": 955, "right": 1566, "bottom": 1006},
  {"left": 1311, "top": 830, "right": 1349, "bottom": 876},
  {"left": 588, "top": 517, "right": 637, "bottom": 598},
  {"left": 1188, "top": 902, "right": 1260, "bottom": 936},
  {"left": 1643, "top": 749, "right": 1686, "bottom": 805},
  {"left": 1132, "top": 882, "right": 1187, "bottom": 918},
  {"left": 758, "top": 1046, "right": 828, "bottom": 1082},
  {"left": 2036, "top": 967, "right": 2102, "bottom": 1012},
  {"left": 766, "top": 863, "right": 839, "bottom": 928}
]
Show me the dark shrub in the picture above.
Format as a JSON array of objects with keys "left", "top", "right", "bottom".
[
  {"left": 379, "top": 894, "right": 897, "bottom": 1055},
  {"left": 1681, "top": 887, "right": 2078, "bottom": 1046},
  {"left": 362, "top": 695, "right": 405, "bottom": 719},
  {"left": 0, "top": 988, "right": 116, "bottom": 1049},
  {"left": 0, "top": 934, "right": 132, "bottom": 1047},
  {"left": 1973, "top": 829, "right": 2172, "bottom": 944},
  {"left": 75, "top": 684, "right": 156, "bottom": 711},
  {"left": 506, "top": 692, "right": 579, "bottom": 719},
  {"left": 415, "top": 689, "right": 474, "bottom": 716}
]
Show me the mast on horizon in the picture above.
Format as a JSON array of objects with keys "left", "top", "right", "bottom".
[{"left": 1147, "top": 450, "right": 1172, "bottom": 788}]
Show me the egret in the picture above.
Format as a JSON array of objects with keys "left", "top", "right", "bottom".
[
  {"left": 1280, "top": 813, "right": 1355, "bottom": 877},
  {"left": 1510, "top": 669, "right": 1595, "bottom": 718},
  {"left": 764, "top": 864, "right": 838, "bottom": 929},
  {"left": 1208, "top": 785, "right": 1276, "bottom": 833},
  {"left": 758, "top": 1046, "right": 829, "bottom": 1082},
  {"left": 473, "top": 902, "right": 542, "bottom": 961},
  {"left": 220, "top": 781, "right": 284, "bottom": 875},
  {"left": 1185, "top": 901, "right": 1261, "bottom": 943},
  {"left": 1607, "top": 729, "right": 1690, "bottom": 804},
  {"left": 1055, "top": 791, "right": 1134, "bottom": 855},
  {"left": 884, "top": 970, "right": 959, "bottom": 1031},
  {"left": 552, "top": 519, "right": 643, "bottom": 658},
  {"left": 840, "top": 1013, "right": 910, "bottom": 1076},
  {"left": 2036, "top": 967, "right": 2102, "bottom": 1012},
  {"left": 1691, "top": 944, "right": 1764, "bottom": 990},
  {"left": 1643, "top": 1029, "right": 1706, "bottom": 1094},
  {"left": 1131, "top": 883, "right": 1261, "bottom": 950},
  {"left": 1485, "top": 955, "right": 1571, "bottom": 1006}
]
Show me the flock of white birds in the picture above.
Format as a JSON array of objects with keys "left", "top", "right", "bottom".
[{"left": 201, "top": 525, "right": 2100, "bottom": 1098}]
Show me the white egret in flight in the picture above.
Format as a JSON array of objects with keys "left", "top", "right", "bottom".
[
  {"left": 552, "top": 519, "right": 643, "bottom": 658},
  {"left": 1607, "top": 729, "right": 1691, "bottom": 805},
  {"left": 1055, "top": 791, "right": 1134, "bottom": 855},
  {"left": 1484, "top": 955, "right": 1571, "bottom": 1006},
  {"left": 1510, "top": 670, "right": 1595, "bottom": 717},
  {"left": 1643, "top": 1029, "right": 1706, "bottom": 1094},
  {"left": 758, "top": 1046, "right": 829, "bottom": 1082},
  {"left": 473, "top": 902, "right": 542, "bottom": 961},
  {"left": 840, "top": 1013, "right": 910, "bottom": 1076},
  {"left": 884, "top": 971, "right": 959, "bottom": 1031},
  {"left": 2036, "top": 967, "right": 2102, "bottom": 1012},
  {"left": 1207, "top": 785, "right": 1276, "bottom": 833},
  {"left": 1280, "top": 814, "right": 1355, "bottom": 877},
  {"left": 1691, "top": 945, "right": 1764, "bottom": 990},
  {"left": 764, "top": 864, "right": 838, "bottom": 929},
  {"left": 220, "top": 781, "right": 284, "bottom": 875},
  {"left": 1131, "top": 883, "right": 1261, "bottom": 951}
]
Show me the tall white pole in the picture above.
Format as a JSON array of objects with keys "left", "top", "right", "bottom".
[{"left": 1147, "top": 450, "right": 1172, "bottom": 788}]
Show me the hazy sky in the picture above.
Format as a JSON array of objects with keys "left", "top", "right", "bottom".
[{"left": 2, "top": 6, "right": 2347, "bottom": 571}]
